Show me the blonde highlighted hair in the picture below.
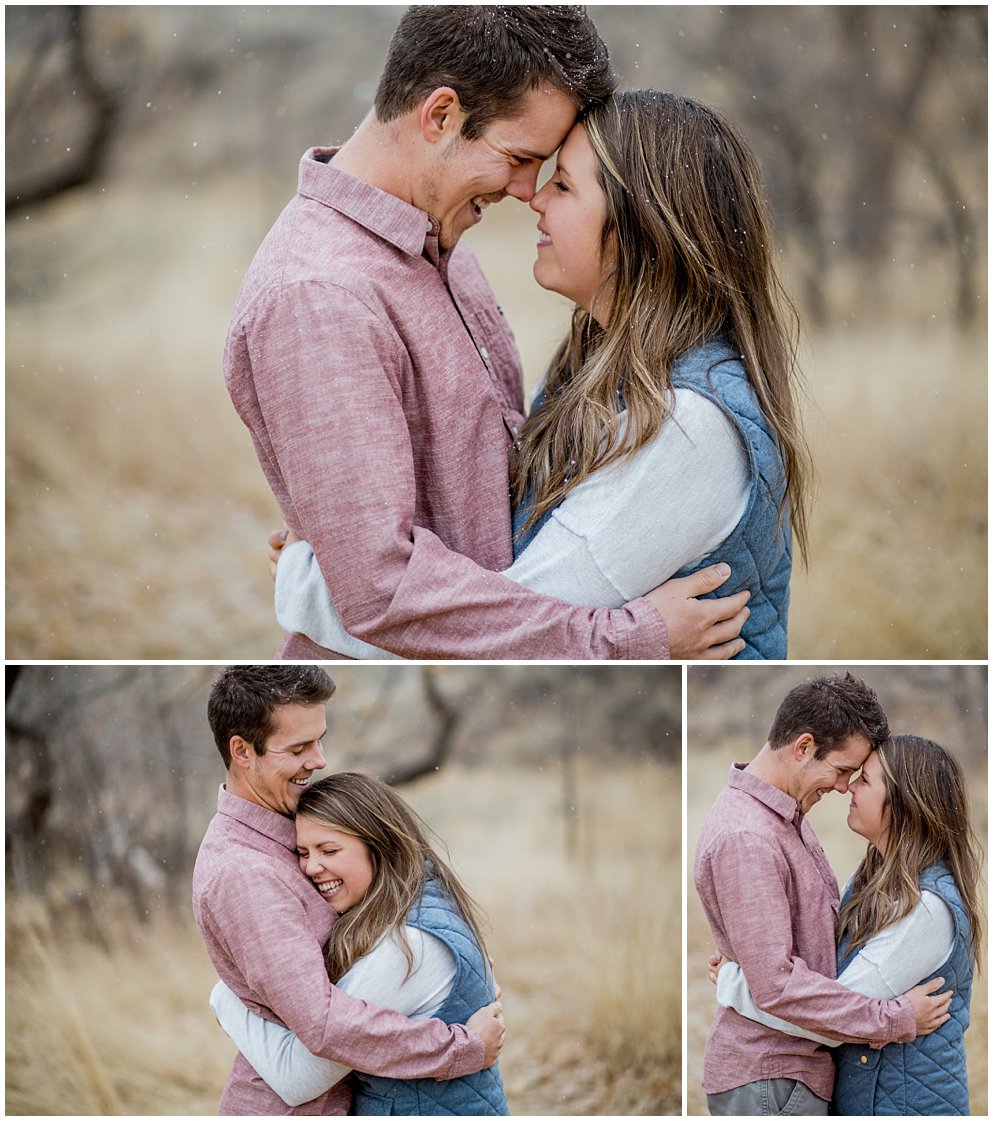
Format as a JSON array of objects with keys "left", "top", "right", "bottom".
[
  {"left": 296, "top": 772, "right": 488, "bottom": 982},
  {"left": 512, "top": 89, "right": 811, "bottom": 563},
  {"left": 838, "top": 735, "right": 984, "bottom": 965}
]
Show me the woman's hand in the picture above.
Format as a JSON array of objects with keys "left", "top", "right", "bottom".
[
  {"left": 267, "top": 526, "right": 302, "bottom": 581},
  {"left": 708, "top": 952, "right": 732, "bottom": 985}
]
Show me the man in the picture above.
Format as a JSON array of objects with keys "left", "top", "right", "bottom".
[
  {"left": 225, "top": 5, "right": 749, "bottom": 660},
  {"left": 693, "top": 673, "right": 953, "bottom": 1116},
  {"left": 193, "top": 665, "right": 505, "bottom": 1115}
]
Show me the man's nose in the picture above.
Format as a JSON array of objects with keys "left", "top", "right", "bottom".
[
  {"left": 305, "top": 743, "right": 326, "bottom": 770},
  {"left": 834, "top": 775, "right": 852, "bottom": 793},
  {"left": 505, "top": 164, "right": 542, "bottom": 203}
]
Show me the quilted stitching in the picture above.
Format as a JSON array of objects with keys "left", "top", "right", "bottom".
[
  {"left": 668, "top": 337, "right": 792, "bottom": 659},
  {"left": 353, "top": 875, "right": 508, "bottom": 1116},
  {"left": 833, "top": 863, "right": 973, "bottom": 1115}
]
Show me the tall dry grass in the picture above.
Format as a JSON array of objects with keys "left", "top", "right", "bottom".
[
  {"left": 4, "top": 175, "right": 986, "bottom": 658},
  {"left": 685, "top": 740, "right": 988, "bottom": 1116},
  {"left": 5, "top": 759, "right": 680, "bottom": 1116}
]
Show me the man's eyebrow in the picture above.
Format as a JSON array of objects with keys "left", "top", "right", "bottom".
[
  {"left": 512, "top": 146, "right": 555, "bottom": 162},
  {"left": 275, "top": 727, "right": 328, "bottom": 749}
]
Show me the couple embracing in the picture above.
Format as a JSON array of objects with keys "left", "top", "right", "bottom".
[
  {"left": 193, "top": 665, "right": 509, "bottom": 1115},
  {"left": 227, "top": 4, "right": 810, "bottom": 661},
  {"left": 695, "top": 673, "right": 982, "bottom": 1116}
]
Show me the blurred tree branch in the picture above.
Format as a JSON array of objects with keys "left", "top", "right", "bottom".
[
  {"left": 381, "top": 668, "right": 459, "bottom": 786},
  {"left": 6, "top": 6, "right": 122, "bottom": 216}
]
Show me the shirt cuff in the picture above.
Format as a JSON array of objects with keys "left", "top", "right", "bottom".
[
  {"left": 890, "top": 994, "right": 919, "bottom": 1045},
  {"left": 623, "top": 597, "right": 670, "bottom": 659},
  {"left": 450, "top": 1024, "right": 489, "bottom": 1079}
]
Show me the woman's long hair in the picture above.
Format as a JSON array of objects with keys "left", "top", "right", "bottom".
[
  {"left": 511, "top": 90, "right": 811, "bottom": 563},
  {"left": 837, "top": 735, "right": 984, "bottom": 964},
  {"left": 296, "top": 772, "right": 488, "bottom": 982}
]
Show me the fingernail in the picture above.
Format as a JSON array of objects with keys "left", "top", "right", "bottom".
[
  {"left": 716, "top": 563, "right": 730, "bottom": 577},
  {"left": 279, "top": 530, "right": 287, "bottom": 542}
]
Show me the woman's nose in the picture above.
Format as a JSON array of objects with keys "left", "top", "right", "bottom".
[{"left": 530, "top": 182, "right": 549, "bottom": 213}]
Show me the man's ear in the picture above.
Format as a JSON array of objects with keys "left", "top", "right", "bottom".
[
  {"left": 790, "top": 732, "right": 816, "bottom": 761},
  {"left": 419, "top": 86, "right": 466, "bottom": 145},
  {"left": 229, "top": 735, "right": 255, "bottom": 770}
]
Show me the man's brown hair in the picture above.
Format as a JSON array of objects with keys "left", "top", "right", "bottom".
[
  {"left": 768, "top": 672, "right": 889, "bottom": 758},
  {"left": 374, "top": 5, "right": 615, "bottom": 141},
  {"left": 207, "top": 666, "right": 335, "bottom": 767}
]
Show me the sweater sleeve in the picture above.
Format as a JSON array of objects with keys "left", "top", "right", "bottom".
[
  {"left": 274, "top": 389, "right": 748, "bottom": 648},
  {"left": 715, "top": 892, "right": 955, "bottom": 1046},
  {"left": 210, "top": 929, "right": 457, "bottom": 1107},
  {"left": 501, "top": 390, "right": 749, "bottom": 605}
]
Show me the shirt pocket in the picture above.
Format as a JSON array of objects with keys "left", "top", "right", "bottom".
[{"left": 466, "top": 304, "right": 526, "bottom": 423}]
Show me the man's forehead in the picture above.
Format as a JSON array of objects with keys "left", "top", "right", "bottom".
[
  {"left": 491, "top": 86, "right": 577, "bottom": 149},
  {"left": 824, "top": 734, "right": 873, "bottom": 768}
]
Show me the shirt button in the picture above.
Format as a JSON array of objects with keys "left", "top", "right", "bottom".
[
  {"left": 860, "top": 1056, "right": 868, "bottom": 1064},
  {"left": 480, "top": 347, "right": 489, "bottom": 360}
]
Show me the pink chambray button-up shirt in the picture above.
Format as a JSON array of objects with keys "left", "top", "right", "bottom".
[
  {"left": 224, "top": 147, "right": 666, "bottom": 660},
  {"left": 192, "top": 785, "right": 484, "bottom": 1115},
  {"left": 693, "top": 763, "right": 917, "bottom": 1101}
]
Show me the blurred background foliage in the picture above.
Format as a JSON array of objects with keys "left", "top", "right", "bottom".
[{"left": 5, "top": 5, "right": 988, "bottom": 658}]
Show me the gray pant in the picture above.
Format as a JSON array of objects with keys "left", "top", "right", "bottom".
[{"left": 707, "top": 1078, "right": 829, "bottom": 1116}]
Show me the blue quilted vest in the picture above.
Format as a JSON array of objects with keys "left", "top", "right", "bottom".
[
  {"left": 667, "top": 338, "right": 791, "bottom": 658},
  {"left": 512, "top": 337, "right": 791, "bottom": 658},
  {"left": 831, "top": 862, "right": 973, "bottom": 1116},
  {"left": 351, "top": 877, "right": 509, "bottom": 1116}
]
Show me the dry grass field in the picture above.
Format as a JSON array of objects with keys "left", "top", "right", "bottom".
[
  {"left": 5, "top": 758, "right": 681, "bottom": 1116},
  {"left": 5, "top": 166, "right": 987, "bottom": 659},
  {"left": 685, "top": 738, "right": 988, "bottom": 1116}
]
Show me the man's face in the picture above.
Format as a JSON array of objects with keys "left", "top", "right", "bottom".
[
  {"left": 788, "top": 733, "right": 872, "bottom": 814},
  {"left": 422, "top": 85, "right": 577, "bottom": 250},
  {"left": 234, "top": 702, "right": 327, "bottom": 816}
]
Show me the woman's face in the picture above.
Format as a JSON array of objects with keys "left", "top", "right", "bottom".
[
  {"left": 530, "top": 122, "right": 608, "bottom": 321},
  {"left": 846, "top": 750, "right": 890, "bottom": 851},
  {"left": 295, "top": 815, "right": 375, "bottom": 914}
]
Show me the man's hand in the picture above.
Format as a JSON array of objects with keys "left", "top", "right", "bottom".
[
  {"left": 708, "top": 952, "right": 731, "bottom": 986},
  {"left": 267, "top": 526, "right": 302, "bottom": 581},
  {"left": 645, "top": 563, "right": 750, "bottom": 659},
  {"left": 466, "top": 1000, "right": 506, "bottom": 1069},
  {"left": 907, "top": 976, "right": 952, "bottom": 1036}
]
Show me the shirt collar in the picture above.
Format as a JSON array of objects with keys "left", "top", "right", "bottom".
[
  {"left": 297, "top": 146, "right": 442, "bottom": 261},
  {"left": 216, "top": 783, "right": 297, "bottom": 851},
  {"left": 727, "top": 761, "right": 800, "bottom": 824}
]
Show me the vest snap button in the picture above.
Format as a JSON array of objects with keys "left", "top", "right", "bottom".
[{"left": 860, "top": 1056, "right": 868, "bottom": 1064}]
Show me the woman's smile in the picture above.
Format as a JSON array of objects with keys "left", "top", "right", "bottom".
[
  {"left": 296, "top": 816, "right": 374, "bottom": 914},
  {"left": 530, "top": 123, "right": 608, "bottom": 319}
]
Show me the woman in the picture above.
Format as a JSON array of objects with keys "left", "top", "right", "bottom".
[
  {"left": 211, "top": 773, "right": 508, "bottom": 1116},
  {"left": 711, "top": 736, "right": 983, "bottom": 1115},
  {"left": 270, "top": 90, "right": 811, "bottom": 659}
]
